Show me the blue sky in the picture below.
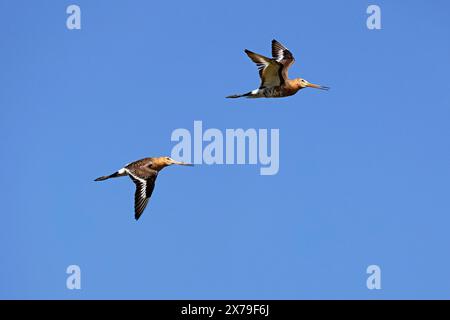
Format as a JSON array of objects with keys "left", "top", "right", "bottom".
[{"left": 1, "top": 0, "right": 449, "bottom": 299}]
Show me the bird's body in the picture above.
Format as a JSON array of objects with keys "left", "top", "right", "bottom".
[
  {"left": 95, "top": 157, "right": 192, "bottom": 220},
  {"left": 227, "top": 39, "right": 329, "bottom": 99},
  {"left": 235, "top": 79, "right": 303, "bottom": 99}
]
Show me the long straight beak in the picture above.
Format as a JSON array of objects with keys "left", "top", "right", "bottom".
[
  {"left": 307, "top": 83, "right": 330, "bottom": 91},
  {"left": 171, "top": 160, "right": 194, "bottom": 166}
]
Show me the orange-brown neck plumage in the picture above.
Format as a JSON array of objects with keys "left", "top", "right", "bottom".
[
  {"left": 149, "top": 157, "right": 171, "bottom": 171},
  {"left": 283, "top": 79, "right": 303, "bottom": 95}
]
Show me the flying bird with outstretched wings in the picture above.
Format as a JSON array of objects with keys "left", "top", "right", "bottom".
[
  {"left": 227, "top": 39, "right": 329, "bottom": 98},
  {"left": 95, "top": 157, "right": 192, "bottom": 220}
]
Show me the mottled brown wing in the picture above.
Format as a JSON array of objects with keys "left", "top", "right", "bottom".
[
  {"left": 272, "top": 39, "right": 295, "bottom": 82},
  {"left": 127, "top": 167, "right": 158, "bottom": 220},
  {"left": 244, "top": 49, "right": 283, "bottom": 88},
  {"left": 125, "top": 157, "right": 153, "bottom": 169}
]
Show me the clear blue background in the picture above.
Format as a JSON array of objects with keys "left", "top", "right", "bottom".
[{"left": 1, "top": 0, "right": 449, "bottom": 299}]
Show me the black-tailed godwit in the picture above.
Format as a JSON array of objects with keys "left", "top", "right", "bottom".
[
  {"left": 227, "top": 39, "right": 329, "bottom": 98},
  {"left": 95, "top": 157, "right": 192, "bottom": 220}
]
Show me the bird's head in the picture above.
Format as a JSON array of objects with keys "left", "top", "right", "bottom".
[
  {"left": 159, "top": 156, "right": 193, "bottom": 168},
  {"left": 296, "top": 78, "right": 330, "bottom": 91}
]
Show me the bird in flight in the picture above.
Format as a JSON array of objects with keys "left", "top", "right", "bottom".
[
  {"left": 227, "top": 39, "right": 329, "bottom": 98},
  {"left": 95, "top": 157, "right": 192, "bottom": 220}
]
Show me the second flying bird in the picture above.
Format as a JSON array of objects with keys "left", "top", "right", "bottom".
[{"left": 227, "top": 39, "right": 329, "bottom": 99}]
